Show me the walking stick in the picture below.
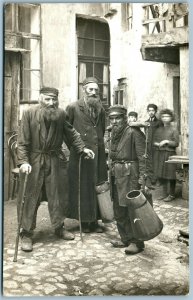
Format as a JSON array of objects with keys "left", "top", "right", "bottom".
[
  {"left": 78, "top": 154, "right": 83, "bottom": 242},
  {"left": 143, "top": 126, "right": 149, "bottom": 185},
  {"left": 106, "top": 125, "right": 112, "bottom": 182},
  {"left": 13, "top": 172, "right": 29, "bottom": 262},
  {"left": 142, "top": 128, "right": 154, "bottom": 206}
]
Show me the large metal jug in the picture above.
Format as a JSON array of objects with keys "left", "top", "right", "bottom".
[
  {"left": 125, "top": 190, "right": 163, "bottom": 241},
  {"left": 95, "top": 181, "right": 114, "bottom": 222}
]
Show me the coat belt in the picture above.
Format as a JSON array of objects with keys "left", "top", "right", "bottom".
[
  {"left": 31, "top": 149, "right": 61, "bottom": 156},
  {"left": 111, "top": 161, "right": 137, "bottom": 177},
  {"left": 112, "top": 160, "right": 137, "bottom": 165}
]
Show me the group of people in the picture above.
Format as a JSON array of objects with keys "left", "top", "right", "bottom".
[
  {"left": 128, "top": 104, "right": 179, "bottom": 202},
  {"left": 17, "top": 77, "right": 179, "bottom": 255}
]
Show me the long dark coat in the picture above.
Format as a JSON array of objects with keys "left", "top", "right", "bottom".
[
  {"left": 110, "top": 126, "right": 147, "bottom": 206},
  {"left": 65, "top": 99, "right": 108, "bottom": 222},
  {"left": 109, "top": 125, "right": 151, "bottom": 243},
  {"left": 17, "top": 105, "right": 85, "bottom": 231},
  {"left": 145, "top": 116, "right": 163, "bottom": 182},
  {"left": 145, "top": 116, "right": 163, "bottom": 149},
  {"left": 153, "top": 125, "right": 179, "bottom": 179}
]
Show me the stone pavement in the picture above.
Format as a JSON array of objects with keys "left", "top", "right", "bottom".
[{"left": 3, "top": 187, "right": 189, "bottom": 296}]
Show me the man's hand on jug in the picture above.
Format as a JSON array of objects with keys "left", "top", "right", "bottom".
[
  {"left": 83, "top": 148, "right": 95, "bottom": 159},
  {"left": 20, "top": 163, "right": 32, "bottom": 174}
]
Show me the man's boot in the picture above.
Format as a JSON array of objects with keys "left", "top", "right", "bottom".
[
  {"left": 90, "top": 221, "right": 104, "bottom": 233},
  {"left": 55, "top": 225, "right": 75, "bottom": 240},
  {"left": 157, "top": 184, "right": 167, "bottom": 200},
  {"left": 163, "top": 195, "right": 175, "bottom": 202},
  {"left": 21, "top": 231, "right": 33, "bottom": 252},
  {"left": 81, "top": 222, "right": 90, "bottom": 233},
  {"left": 110, "top": 240, "right": 129, "bottom": 248},
  {"left": 125, "top": 241, "right": 144, "bottom": 255}
]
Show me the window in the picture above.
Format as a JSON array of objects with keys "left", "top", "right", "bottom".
[
  {"left": 126, "top": 3, "right": 133, "bottom": 30},
  {"left": 114, "top": 90, "right": 123, "bottom": 105},
  {"left": 18, "top": 4, "right": 41, "bottom": 102},
  {"left": 113, "top": 78, "right": 127, "bottom": 105},
  {"left": 4, "top": 3, "right": 41, "bottom": 102},
  {"left": 4, "top": 4, "right": 14, "bottom": 31},
  {"left": 77, "top": 18, "right": 110, "bottom": 108}
]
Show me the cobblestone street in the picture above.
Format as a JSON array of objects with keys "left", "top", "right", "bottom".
[{"left": 3, "top": 187, "right": 189, "bottom": 296}]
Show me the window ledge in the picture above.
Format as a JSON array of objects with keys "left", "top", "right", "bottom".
[{"left": 5, "top": 47, "right": 31, "bottom": 53}]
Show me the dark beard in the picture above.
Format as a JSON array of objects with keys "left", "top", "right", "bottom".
[
  {"left": 111, "top": 122, "right": 127, "bottom": 135},
  {"left": 40, "top": 105, "right": 60, "bottom": 122},
  {"left": 111, "top": 121, "right": 127, "bottom": 142},
  {"left": 110, "top": 121, "right": 127, "bottom": 160}
]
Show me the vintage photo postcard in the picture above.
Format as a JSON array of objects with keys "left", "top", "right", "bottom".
[{"left": 3, "top": 2, "right": 189, "bottom": 296}]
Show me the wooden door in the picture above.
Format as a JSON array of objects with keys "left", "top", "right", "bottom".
[{"left": 4, "top": 52, "right": 20, "bottom": 201}]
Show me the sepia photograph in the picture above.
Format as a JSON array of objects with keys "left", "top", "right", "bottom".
[{"left": 3, "top": 2, "right": 189, "bottom": 296}]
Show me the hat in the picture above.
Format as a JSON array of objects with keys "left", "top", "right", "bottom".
[
  {"left": 159, "top": 108, "right": 175, "bottom": 121},
  {"left": 147, "top": 103, "right": 158, "bottom": 111},
  {"left": 40, "top": 87, "right": 59, "bottom": 96},
  {"left": 128, "top": 111, "right": 138, "bottom": 118},
  {"left": 108, "top": 105, "right": 127, "bottom": 117},
  {"left": 82, "top": 77, "right": 98, "bottom": 86}
]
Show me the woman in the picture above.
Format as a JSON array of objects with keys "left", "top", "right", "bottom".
[{"left": 153, "top": 109, "right": 179, "bottom": 202}]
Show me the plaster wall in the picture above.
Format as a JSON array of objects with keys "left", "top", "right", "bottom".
[
  {"left": 112, "top": 4, "right": 180, "bottom": 121},
  {"left": 41, "top": 2, "right": 187, "bottom": 150},
  {"left": 41, "top": 3, "right": 106, "bottom": 108}
]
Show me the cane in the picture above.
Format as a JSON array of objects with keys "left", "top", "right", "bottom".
[
  {"left": 106, "top": 125, "right": 113, "bottom": 182},
  {"left": 78, "top": 154, "right": 83, "bottom": 242},
  {"left": 13, "top": 172, "right": 28, "bottom": 262},
  {"left": 142, "top": 127, "right": 154, "bottom": 206}
]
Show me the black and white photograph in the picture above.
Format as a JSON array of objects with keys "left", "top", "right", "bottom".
[{"left": 3, "top": 2, "right": 189, "bottom": 296}]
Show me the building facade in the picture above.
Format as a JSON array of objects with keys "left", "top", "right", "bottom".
[{"left": 4, "top": 3, "right": 189, "bottom": 200}]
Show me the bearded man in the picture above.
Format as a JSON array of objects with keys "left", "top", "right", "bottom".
[
  {"left": 108, "top": 105, "right": 151, "bottom": 255},
  {"left": 66, "top": 77, "right": 108, "bottom": 233},
  {"left": 17, "top": 86, "right": 94, "bottom": 252}
]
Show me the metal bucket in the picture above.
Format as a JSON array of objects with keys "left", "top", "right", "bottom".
[
  {"left": 125, "top": 190, "right": 146, "bottom": 209},
  {"left": 95, "top": 181, "right": 114, "bottom": 222},
  {"left": 125, "top": 190, "right": 163, "bottom": 241}
]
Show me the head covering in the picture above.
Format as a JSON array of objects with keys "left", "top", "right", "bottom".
[
  {"left": 82, "top": 77, "right": 98, "bottom": 86},
  {"left": 40, "top": 87, "right": 59, "bottom": 96},
  {"left": 108, "top": 105, "right": 127, "bottom": 117},
  {"left": 128, "top": 111, "right": 138, "bottom": 118},
  {"left": 147, "top": 103, "right": 158, "bottom": 111},
  {"left": 159, "top": 109, "right": 175, "bottom": 121}
]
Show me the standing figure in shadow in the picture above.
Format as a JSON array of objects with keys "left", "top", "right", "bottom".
[{"left": 153, "top": 109, "right": 179, "bottom": 202}]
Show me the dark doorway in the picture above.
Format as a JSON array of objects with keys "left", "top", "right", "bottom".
[{"left": 173, "top": 76, "right": 181, "bottom": 133}]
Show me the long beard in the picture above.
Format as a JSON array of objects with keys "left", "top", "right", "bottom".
[
  {"left": 111, "top": 122, "right": 126, "bottom": 135},
  {"left": 111, "top": 121, "right": 127, "bottom": 141},
  {"left": 110, "top": 121, "right": 127, "bottom": 159},
  {"left": 40, "top": 104, "right": 60, "bottom": 122},
  {"left": 85, "top": 95, "right": 102, "bottom": 115}
]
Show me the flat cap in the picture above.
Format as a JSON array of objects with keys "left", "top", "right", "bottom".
[
  {"left": 147, "top": 103, "right": 157, "bottom": 111},
  {"left": 82, "top": 77, "right": 98, "bottom": 86},
  {"left": 108, "top": 105, "right": 127, "bottom": 117},
  {"left": 40, "top": 87, "right": 59, "bottom": 96},
  {"left": 128, "top": 111, "right": 138, "bottom": 118}
]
